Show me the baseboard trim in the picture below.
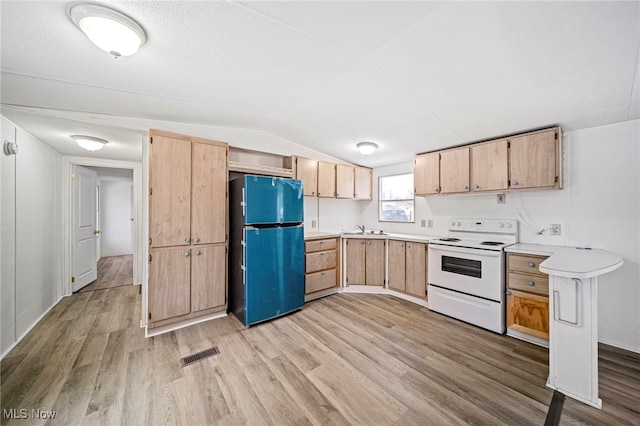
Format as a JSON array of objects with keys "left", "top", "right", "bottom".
[
  {"left": 599, "top": 338, "right": 640, "bottom": 354},
  {"left": 1, "top": 295, "right": 64, "bottom": 360}
]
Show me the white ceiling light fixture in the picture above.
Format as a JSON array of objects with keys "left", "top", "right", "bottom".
[
  {"left": 69, "top": 3, "right": 146, "bottom": 58},
  {"left": 357, "top": 141, "right": 378, "bottom": 156},
  {"left": 72, "top": 135, "right": 108, "bottom": 151}
]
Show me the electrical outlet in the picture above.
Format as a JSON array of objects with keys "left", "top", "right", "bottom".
[
  {"left": 311, "top": 219, "right": 317, "bottom": 228},
  {"left": 550, "top": 224, "right": 561, "bottom": 236},
  {"left": 420, "top": 219, "right": 426, "bottom": 228},
  {"left": 497, "top": 194, "right": 505, "bottom": 204},
  {"left": 427, "top": 219, "right": 433, "bottom": 228}
]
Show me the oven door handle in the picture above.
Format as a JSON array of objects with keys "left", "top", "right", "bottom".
[{"left": 428, "top": 244, "right": 502, "bottom": 258}]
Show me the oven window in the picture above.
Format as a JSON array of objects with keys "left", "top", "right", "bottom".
[{"left": 441, "top": 256, "right": 482, "bottom": 278}]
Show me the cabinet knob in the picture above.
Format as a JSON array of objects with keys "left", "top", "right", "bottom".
[
  {"left": 400, "top": 243, "right": 404, "bottom": 247},
  {"left": 512, "top": 181, "right": 519, "bottom": 186},
  {"left": 185, "top": 237, "right": 191, "bottom": 243},
  {"left": 528, "top": 281, "right": 535, "bottom": 286},
  {"left": 463, "top": 185, "right": 468, "bottom": 190},
  {"left": 360, "top": 240, "right": 365, "bottom": 245},
  {"left": 407, "top": 244, "right": 411, "bottom": 248},
  {"left": 506, "top": 291, "right": 512, "bottom": 296},
  {"left": 473, "top": 185, "right": 479, "bottom": 189},
  {"left": 194, "top": 237, "right": 200, "bottom": 243},
  {"left": 528, "top": 262, "right": 535, "bottom": 267},
  {"left": 367, "top": 241, "right": 371, "bottom": 245},
  {"left": 184, "top": 252, "right": 190, "bottom": 257},
  {"left": 434, "top": 187, "right": 439, "bottom": 192}
]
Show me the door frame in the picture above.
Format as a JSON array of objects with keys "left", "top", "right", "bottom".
[{"left": 61, "top": 156, "right": 143, "bottom": 300}]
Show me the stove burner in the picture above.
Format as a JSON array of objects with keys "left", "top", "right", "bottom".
[
  {"left": 439, "top": 238, "right": 461, "bottom": 242},
  {"left": 480, "top": 241, "right": 504, "bottom": 246}
]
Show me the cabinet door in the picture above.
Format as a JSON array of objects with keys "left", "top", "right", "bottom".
[
  {"left": 507, "top": 290, "right": 549, "bottom": 340},
  {"left": 317, "top": 162, "right": 336, "bottom": 198},
  {"left": 336, "top": 164, "right": 355, "bottom": 199},
  {"left": 192, "top": 142, "right": 227, "bottom": 245},
  {"left": 354, "top": 166, "right": 372, "bottom": 200},
  {"left": 414, "top": 152, "right": 440, "bottom": 195},
  {"left": 345, "top": 239, "right": 366, "bottom": 285},
  {"left": 191, "top": 244, "right": 227, "bottom": 313},
  {"left": 387, "top": 240, "right": 406, "bottom": 292},
  {"left": 471, "top": 139, "right": 508, "bottom": 192},
  {"left": 509, "top": 130, "right": 557, "bottom": 189},
  {"left": 440, "top": 147, "right": 470, "bottom": 194},
  {"left": 296, "top": 157, "right": 318, "bottom": 196},
  {"left": 365, "top": 240, "right": 385, "bottom": 286},
  {"left": 150, "top": 134, "right": 191, "bottom": 247},
  {"left": 149, "top": 246, "right": 191, "bottom": 323},
  {"left": 405, "top": 242, "right": 426, "bottom": 298}
]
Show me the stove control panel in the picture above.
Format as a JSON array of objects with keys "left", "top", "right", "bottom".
[{"left": 449, "top": 218, "right": 518, "bottom": 234}]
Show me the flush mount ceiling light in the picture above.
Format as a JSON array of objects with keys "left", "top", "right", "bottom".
[
  {"left": 69, "top": 4, "right": 146, "bottom": 58},
  {"left": 72, "top": 135, "right": 108, "bottom": 151},
  {"left": 357, "top": 141, "right": 378, "bottom": 156}
]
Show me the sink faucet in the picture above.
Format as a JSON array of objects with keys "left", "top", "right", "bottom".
[{"left": 357, "top": 225, "right": 365, "bottom": 234}]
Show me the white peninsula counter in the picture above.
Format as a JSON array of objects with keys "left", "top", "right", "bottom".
[{"left": 507, "top": 244, "right": 623, "bottom": 409}]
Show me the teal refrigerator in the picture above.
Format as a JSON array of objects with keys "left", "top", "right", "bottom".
[{"left": 229, "top": 175, "right": 304, "bottom": 326}]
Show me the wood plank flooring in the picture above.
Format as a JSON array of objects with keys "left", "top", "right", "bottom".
[
  {"left": 1, "top": 287, "right": 639, "bottom": 425},
  {"left": 77, "top": 255, "right": 133, "bottom": 293}
]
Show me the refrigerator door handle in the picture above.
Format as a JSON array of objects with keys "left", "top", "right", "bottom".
[{"left": 241, "top": 188, "right": 246, "bottom": 217}]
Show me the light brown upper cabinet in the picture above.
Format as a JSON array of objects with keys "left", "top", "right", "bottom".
[
  {"left": 354, "top": 166, "right": 372, "bottom": 200},
  {"left": 471, "top": 139, "right": 508, "bottom": 192},
  {"left": 336, "top": 164, "right": 355, "bottom": 199},
  {"left": 440, "top": 147, "right": 470, "bottom": 194},
  {"left": 148, "top": 129, "right": 228, "bottom": 329},
  {"left": 509, "top": 129, "right": 561, "bottom": 189},
  {"left": 317, "top": 161, "right": 336, "bottom": 198},
  {"left": 295, "top": 157, "right": 318, "bottom": 196},
  {"left": 414, "top": 152, "right": 440, "bottom": 195}
]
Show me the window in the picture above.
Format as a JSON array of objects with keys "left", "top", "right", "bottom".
[{"left": 379, "top": 173, "right": 414, "bottom": 223}]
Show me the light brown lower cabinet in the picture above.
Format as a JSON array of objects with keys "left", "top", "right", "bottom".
[
  {"left": 149, "top": 244, "right": 226, "bottom": 328},
  {"left": 388, "top": 240, "right": 427, "bottom": 298},
  {"left": 305, "top": 237, "right": 340, "bottom": 294},
  {"left": 506, "top": 253, "right": 550, "bottom": 342},
  {"left": 345, "top": 239, "right": 385, "bottom": 285}
]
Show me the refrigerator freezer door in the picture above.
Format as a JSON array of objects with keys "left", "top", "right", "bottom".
[
  {"left": 243, "top": 226, "right": 304, "bottom": 325},
  {"left": 244, "top": 175, "right": 303, "bottom": 225}
]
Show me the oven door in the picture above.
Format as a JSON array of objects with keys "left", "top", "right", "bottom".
[{"left": 428, "top": 244, "right": 503, "bottom": 301}]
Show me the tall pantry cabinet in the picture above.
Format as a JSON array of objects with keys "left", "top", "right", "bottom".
[{"left": 147, "top": 129, "right": 228, "bottom": 330}]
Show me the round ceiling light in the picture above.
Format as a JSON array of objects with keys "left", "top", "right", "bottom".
[
  {"left": 69, "top": 4, "right": 146, "bottom": 58},
  {"left": 71, "top": 135, "right": 109, "bottom": 151},
  {"left": 357, "top": 141, "right": 378, "bottom": 156}
]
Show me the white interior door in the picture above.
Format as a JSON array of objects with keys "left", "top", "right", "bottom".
[{"left": 72, "top": 165, "right": 98, "bottom": 291}]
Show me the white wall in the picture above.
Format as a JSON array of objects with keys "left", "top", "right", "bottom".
[
  {"left": 1, "top": 116, "right": 61, "bottom": 358},
  {"left": 363, "top": 119, "right": 640, "bottom": 352},
  {"left": 99, "top": 180, "right": 133, "bottom": 257}
]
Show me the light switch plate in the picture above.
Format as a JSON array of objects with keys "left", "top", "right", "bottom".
[{"left": 420, "top": 219, "right": 426, "bottom": 228}]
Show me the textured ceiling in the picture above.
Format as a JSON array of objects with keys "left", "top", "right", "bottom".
[{"left": 1, "top": 1, "right": 639, "bottom": 167}]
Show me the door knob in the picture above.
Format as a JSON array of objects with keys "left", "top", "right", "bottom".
[
  {"left": 93, "top": 230, "right": 101, "bottom": 235},
  {"left": 194, "top": 251, "right": 201, "bottom": 256}
]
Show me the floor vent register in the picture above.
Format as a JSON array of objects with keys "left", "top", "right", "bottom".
[{"left": 181, "top": 346, "right": 220, "bottom": 367}]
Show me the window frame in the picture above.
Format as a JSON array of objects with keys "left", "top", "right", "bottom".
[{"left": 378, "top": 172, "right": 415, "bottom": 223}]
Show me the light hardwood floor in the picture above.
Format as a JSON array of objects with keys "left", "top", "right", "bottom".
[
  {"left": 77, "top": 255, "right": 133, "bottom": 293},
  {"left": 1, "top": 287, "right": 639, "bottom": 425}
]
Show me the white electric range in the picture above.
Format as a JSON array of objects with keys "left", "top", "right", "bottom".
[{"left": 427, "top": 218, "right": 518, "bottom": 333}]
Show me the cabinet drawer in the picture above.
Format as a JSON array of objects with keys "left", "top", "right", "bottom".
[
  {"left": 306, "top": 269, "right": 337, "bottom": 294},
  {"left": 306, "top": 250, "right": 336, "bottom": 273},
  {"left": 305, "top": 238, "right": 337, "bottom": 253},
  {"left": 508, "top": 272, "right": 549, "bottom": 296},
  {"left": 507, "top": 253, "right": 549, "bottom": 275}
]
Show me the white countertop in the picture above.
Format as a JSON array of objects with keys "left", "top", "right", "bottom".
[
  {"left": 506, "top": 244, "right": 623, "bottom": 279},
  {"left": 340, "top": 232, "right": 441, "bottom": 243},
  {"left": 304, "top": 231, "right": 341, "bottom": 240}
]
